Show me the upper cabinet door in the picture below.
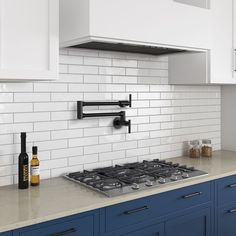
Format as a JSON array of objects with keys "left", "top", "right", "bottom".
[
  {"left": 210, "top": 0, "right": 235, "bottom": 84},
  {"left": 0, "top": 0, "right": 59, "bottom": 81}
]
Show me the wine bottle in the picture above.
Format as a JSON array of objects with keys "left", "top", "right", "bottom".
[
  {"left": 30, "top": 146, "right": 40, "bottom": 186},
  {"left": 18, "top": 132, "right": 29, "bottom": 189}
]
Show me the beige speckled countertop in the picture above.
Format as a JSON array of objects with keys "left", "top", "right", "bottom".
[{"left": 1, "top": 150, "right": 236, "bottom": 233}]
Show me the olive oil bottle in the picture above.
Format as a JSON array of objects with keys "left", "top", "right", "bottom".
[
  {"left": 18, "top": 132, "right": 29, "bottom": 189},
  {"left": 30, "top": 146, "right": 40, "bottom": 186}
]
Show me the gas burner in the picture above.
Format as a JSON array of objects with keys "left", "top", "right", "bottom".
[
  {"left": 64, "top": 159, "right": 208, "bottom": 197},
  {"left": 91, "top": 178, "right": 125, "bottom": 191}
]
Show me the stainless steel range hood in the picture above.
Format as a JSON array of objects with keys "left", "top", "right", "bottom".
[{"left": 71, "top": 41, "right": 186, "bottom": 56}]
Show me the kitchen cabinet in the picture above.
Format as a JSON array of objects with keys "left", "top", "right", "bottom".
[
  {"left": 209, "top": 0, "right": 235, "bottom": 84},
  {"left": 0, "top": 232, "right": 12, "bottom": 236},
  {"left": 60, "top": 0, "right": 211, "bottom": 50},
  {"left": 121, "top": 223, "right": 164, "bottom": 236},
  {"left": 170, "top": 0, "right": 236, "bottom": 84},
  {"left": 165, "top": 207, "right": 212, "bottom": 236},
  {"left": 13, "top": 210, "right": 99, "bottom": 236},
  {"left": 0, "top": 0, "right": 59, "bottom": 81},
  {"left": 4, "top": 174, "right": 236, "bottom": 236},
  {"left": 217, "top": 203, "right": 236, "bottom": 236}
]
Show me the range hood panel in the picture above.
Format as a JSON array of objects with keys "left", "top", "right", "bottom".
[{"left": 72, "top": 41, "right": 186, "bottom": 56}]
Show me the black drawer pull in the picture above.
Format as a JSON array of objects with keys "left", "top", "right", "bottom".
[
  {"left": 49, "top": 228, "right": 77, "bottom": 236},
  {"left": 124, "top": 206, "right": 149, "bottom": 215},
  {"left": 228, "top": 183, "right": 236, "bottom": 188},
  {"left": 182, "top": 192, "right": 202, "bottom": 199},
  {"left": 228, "top": 208, "right": 236, "bottom": 214}
]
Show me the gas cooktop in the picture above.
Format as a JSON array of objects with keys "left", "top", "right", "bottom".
[{"left": 64, "top": 159, "right": 208, "bottom": 197}]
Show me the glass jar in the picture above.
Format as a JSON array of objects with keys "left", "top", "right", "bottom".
[
  {"left": 201, "top": 139, "right": 212, "bottom": 157},
  {"left": 189, "top": 140, "right": 201, "bottom": 158}
]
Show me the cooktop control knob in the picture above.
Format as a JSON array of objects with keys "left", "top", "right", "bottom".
[
  {"left": 132, "top": 183, "right": 140, "bottom": 190},
  {"left": 170, "top": 175, "right": 178, "bottom": 181},
  {"left": 145, "top": 180, "right": 153, "bottom": 187},
  {"left": 158, "top": 177, "right": 166, "bottom": 184},
  {"left": 182, "top": 172, "right": 190, "bottom": 178}
]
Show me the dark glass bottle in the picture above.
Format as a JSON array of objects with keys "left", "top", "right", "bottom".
[{"left": 18, "top": 132, "right": 29, "bottom": 189}]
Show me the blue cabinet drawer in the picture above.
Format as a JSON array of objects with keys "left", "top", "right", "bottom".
[
  {"left": 14, "top": 211, "right": 98, "bottom": 236},
  {"left": 217, "top": 202, "right": 236, "bottom": 236},
  {"left": 0, "top": 232, "right": 12, "bottom": 236},
  {"left": 216, "top": 175, "right": 236, "bottom": 205},
  {"left": 105, "top": 182, "right": 211, "bottom": 232}
]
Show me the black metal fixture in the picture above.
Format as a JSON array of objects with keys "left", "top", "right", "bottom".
[{"left": 77, "top": 95, "right": 132, "bottom": 133}]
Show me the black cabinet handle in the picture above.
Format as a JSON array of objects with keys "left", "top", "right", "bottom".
[
  {"left": 228, "top": 183, "right": 236, "bottom": 188},
  {"left": 228, "top": 208, "right": 236, "bottom": 214},
  {"left": 124, "top": 206, "right": 149, "bottom": 215},
  {"left": 49, "top": 228, "right": 77, "bottom": 236},
  {"left": 182, "top": 191, "right": 202, "bottom": 199}
]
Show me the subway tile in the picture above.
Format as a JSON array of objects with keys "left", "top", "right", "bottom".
[
  {"left": 84, "top": 75, "right": 112, "bottom": 84},
  {"left": 37, "top": 140, "right": 67, "bottom": 151},
  {"left": 69, "top": 84, "right": 99, "bottom": 92},
  {"left": 113, "top": 59, "right": 137, "bottom": 68},
  {"left": 52, "top": 147, "right": 83, "bottom": 159},
  {"left": 126, "top": 147, "right": 149, "bottom": 158},
  {"left": 69, "top": 65, "right": 98, "bottom": 74},
  {"left": 84, "top": 57, "right": 112, "bottom": 66},
  {"left": 0, "top": 83, "right": 33, "bottom": 92},
  {"left": 99, "top": 151, "right": 125, "bottom": 161},
  {"left": 113, "top": 76, "right": 137, "bottom": 84},
  {"left": 84, "top": 144, "right": 112, "bottom": 155},
  {"left": 14, "top": 93, "right": 50, "bottom": 102},
  {"left": 52, "top": 129, "right": 83, "bottom": 140},
  {"left": 59, "top": 55, "right": 83, "bottom": 65},
  {"left": 0, "top": 93, "right": 13, "bottom": 103},
  {"left": 41, "top": 158, "right": 67, "bottom": 170},
  {"left": 0, "top": 155, "right": 13, "bottom": 166},
  {"left": 59, "top": 74, "right": 83, "bottom": 83},
  {"left": 0, "top": 103, "right": 33, "bottom": 113},
  {"left": 99, "top": 67, "right": 125, "bottom": 76},
  {"left": 51, "top": 93, "right": 83, "bottom": 102},
  {"left": 0, "top": 123, "right": 33, "bottom": 134},
  {"left": 0, "top": 114, "right": 13, "bottom": 124},
  {"left": 34, "top": 102, "right": 67, "bottom": 112},
  {"left": 34, "top": 83, "right": 67, "bottom": 92},
  {"left": 69, "top": 137, "right": 98, "bottom": 147},
  {"left": 14, "top": 112, "right": 50, "bottom": 123},
  {"left": 99, "top": 84, "right": 125, "bottom": 92},
  {"left": 34, "top": 121, "right": 67, "bottom": 132},
  {"left": 113, "top": 141, "right": 137, "bottom": 151},
  {"left": 69, "top": 154, "right": 98, "bottom": 166}
]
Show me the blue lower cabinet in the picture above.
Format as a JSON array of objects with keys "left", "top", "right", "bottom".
[
  {"left": 13, "top": 210, "right": 99, "bottom": 236},
  {"left": 217, "top": 202, "right": 236, "bottom": 236},
  {"left": 0, "top": 232, "right": 12, "bottom": 236},
  {"left": 121, "top": 223, "right": 164, "bottom": 236},
  {"left": 165, "top": 207, "right": 212, "bottom": 236}
]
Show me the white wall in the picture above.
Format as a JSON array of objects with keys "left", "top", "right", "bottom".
[{"left": 0, "top": 48, "right": 221, "bottom": 186}]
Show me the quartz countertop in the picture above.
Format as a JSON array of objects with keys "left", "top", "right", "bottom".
[{"left": 1, "top": 150, "right": 236, "bottom": 233}]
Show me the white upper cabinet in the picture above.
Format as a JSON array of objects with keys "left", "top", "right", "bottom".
[
  {"left": 170, "top": 0, "right": 236, "bottom": 85},
  {"left": 0, "top": 0, "right": 59, "bottom": 81},
  {"left": 60, "top": 0, "right": 211, "bottom": 50},
  {"left": 209, "top": 0, "right": 235, "bottom": 84}
]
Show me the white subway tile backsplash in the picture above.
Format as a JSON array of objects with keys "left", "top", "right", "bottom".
[{"left": 0, "top": 48, "right": 221, "bottom": 186}]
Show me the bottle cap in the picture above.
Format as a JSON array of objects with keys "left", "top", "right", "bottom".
[
  {"left": 21, "top": 132, "right": 26, "bottom": 138},
  {"left": 32, "top": 146, "right": 38, "bottom": 155}
]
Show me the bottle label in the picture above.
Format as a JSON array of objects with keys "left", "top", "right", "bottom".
[
  {"left": 31, "top": 166, "right": 40, "bottom": 176},
  {"left": 23, "top": 165, "right": 29, "bottom": 181}
]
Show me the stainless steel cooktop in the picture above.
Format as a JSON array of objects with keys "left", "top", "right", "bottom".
[{"left": 64, "top": 159, "right": 208, "bottom": 197}]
